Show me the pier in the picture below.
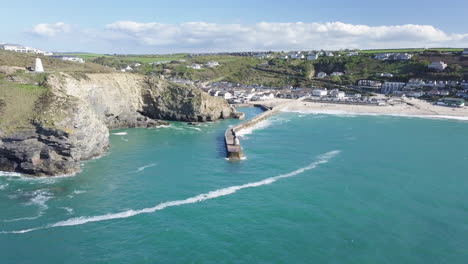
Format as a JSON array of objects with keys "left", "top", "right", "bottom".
[{"left": 224, "top": 98, "right": 306, "bottom": 160}]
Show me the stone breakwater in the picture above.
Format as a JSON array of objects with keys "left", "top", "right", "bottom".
[
  {"left": 225, "top": 98, "right": 306, "bottom": 160},
  {"left": 1, "top": 73, "right": 240, "bottom": 176}
]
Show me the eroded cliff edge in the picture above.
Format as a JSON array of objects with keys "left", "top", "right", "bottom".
[{"left": 0, "top": 72, "right": 239, "bottom": 176}]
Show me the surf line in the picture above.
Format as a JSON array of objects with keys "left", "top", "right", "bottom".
[{"left": 1, "top": 150, "right": 340, "bottom": 234}]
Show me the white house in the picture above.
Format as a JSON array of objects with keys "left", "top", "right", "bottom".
[
  {"left": 189, "top": 63, "right": 203, "bottom": 69},
  {"left": 428, "top": 61, "right": 448, "bottom": 71},
  {"left": 279, "top": 55, "right": 289, "bottom": 60},
  {"left": 377, "top": 73, "right": 394, "bottom": 77},
  {"left": 330, "top": 89, "right": 345, "bottom": 99},
  {"left": 316, "top": 72, "right": 327, "bottom": 78},
  {"left": 57, "top": 56, "right": 85, "bottom": 63},
  {"left": 331, "top": 72, "right": 344, "bottom": 76},
  {"left": 217, "top": 91, "right": 233, "bottom": 99},
  {"left": 125, "top": 65, "right": 133, "bottom": 71},
  {"left": 374, "top": 53, "right": 391, "bottom": 60},
  {"left": 205, "top": 61, "right": 220, "bottom": 68},
  {"left": 312, "top": 89, "right": 328, "bottom": 97},
  {"left": 325, "top": 52, "right": 334, "bottom": 57},
  {"left": 0, "top": 43, "right": 47, "bottom": 54},
  {"left": 358, "top": 80, "right": 382, "bottom": 88},
  {"left": 290, "top": 52, "right": 305, "bottom": 59}
]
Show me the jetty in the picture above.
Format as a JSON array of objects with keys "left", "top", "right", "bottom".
[{"left": 225, "top": 97, "right": 307, "bottom": 160}]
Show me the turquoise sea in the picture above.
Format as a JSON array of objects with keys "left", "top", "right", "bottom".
[{"left": 1, "top": 108, "right": 468, "bottom": 264}]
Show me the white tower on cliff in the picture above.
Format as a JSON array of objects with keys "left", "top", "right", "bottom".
[{"left": 34, "top": 58, "right": 44, "bottom": 73}]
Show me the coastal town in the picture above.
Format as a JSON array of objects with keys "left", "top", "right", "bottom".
[{"left": 1, "top": 42, "right": 467, "bottom": 110}]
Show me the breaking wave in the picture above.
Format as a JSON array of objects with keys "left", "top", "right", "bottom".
[
  {"left": 0, "top": 150, "right": 340, "bottom": 234},
  {"left": 112, "top": 132, "right": 128, "bottom": 136},
  {"left": 136, "top": 163, "right": 158, "bottom": 172},
  {"left": 236, "top": 119, "right": 272, "bottom": 137}
]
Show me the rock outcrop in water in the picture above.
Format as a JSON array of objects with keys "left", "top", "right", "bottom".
[{"left": 0, "top": 73, "right": 239, "bottom": 176}]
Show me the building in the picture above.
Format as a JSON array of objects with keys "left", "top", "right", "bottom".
[
  {"left": 436, "top": 98, "right": 465, "bottom": 107},
  {"left": 217, "top": 91, "right": 233, "bottom": 99},
  {"left": 254, "top": 53, "right": 271, "bottom": 59},
  {"left": 377, "top": 73, "right": 394, "bottom": 78},
  {"left": 0, "top": 43, "right": 49, "bottom": 55},
  {"left": 279, "top": 55, "right": 289, "bottom": 60},
  {"left": 358, "top": 80, "right": 382, "bottom": 88},
  {"left": 316, "top": 72, "right": 327, "bottom": 78},
  {"left": 428, "top": 61, "right": 448, "bottom": 71},
  {"left": 374, "top": 53, "right": 391, "bottom": 60},
  {"left": 346, "top": 52, "right": 359, "bottom": 56},
  {"left": 381, "top": 82, "right": 406, "bottom": 94},
  {"left": 330, "top": 89, "right": 345, "bottom": 99},
  {"left": 312, "top": 89, "right": 328, "bottom": 97},
  {"left": 331, "top": 72, "right": 344, "bottom": 76},
  {"left": 307, "top": 53, "right": 319, "bottom": 60},
  {"left": 290, "top": 53, "right": 305, "bottom": 59},
  {"left": 325, "top": 52, "right": 334, "bottom": 57},
  {"left": 189, "top": 63, "right": 202, "bottom": 69},
  {"left": 394, "top": 53, "right": 413, "bottom": 60},
  {"left": 51, "top": 56, "right": 85, "bottom": 63},
  {"left": 374, "top": 53, "right": 412, "bottom": 61},
  {"left": 205, "top": 61, "right": 220, "bottom": 68}
]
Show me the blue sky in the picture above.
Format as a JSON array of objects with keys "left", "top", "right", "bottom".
[{"left": 1, "top": 0, "right": 468, "bottom": 53}]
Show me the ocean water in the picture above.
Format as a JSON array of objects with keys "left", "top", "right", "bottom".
[{"left": 1, "top": 107, "right": 468, "bottom": 264}]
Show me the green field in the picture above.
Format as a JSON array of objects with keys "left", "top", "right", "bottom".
[
  {"left": 60, "top": 53, "right": 189, "bottom": 63},
  {"left": 360, "top": 48, "right": 463, "bottom": 54}
]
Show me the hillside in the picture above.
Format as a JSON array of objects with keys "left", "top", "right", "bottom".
[{"left": 0, "top": 51, "right": 239, "bottom": 176}]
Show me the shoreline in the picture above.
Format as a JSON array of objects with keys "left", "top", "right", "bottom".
[{"left": 251, "top": 98, "right": 468, "bottom": 121}]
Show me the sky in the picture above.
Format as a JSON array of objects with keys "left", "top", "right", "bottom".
[{"left": 1, "top": 0, "right": 468, "bottom": 54}]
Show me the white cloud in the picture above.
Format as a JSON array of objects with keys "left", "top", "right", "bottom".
[
  {"left": 100, "top": 21, "right": 468, "bottom": 52},
  {"left": 30, "top": 22, "right": 71, "bottom": 37},
  {"left": 26, "top": 21, "right": 468, "bottom": 52}
]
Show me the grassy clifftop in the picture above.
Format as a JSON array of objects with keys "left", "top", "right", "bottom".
[
  {"left": 0, "top": 80, "right": 49, "bottom": 133},
  {"left": 0, "top": 50, "right": 114, "bottom": 73}
]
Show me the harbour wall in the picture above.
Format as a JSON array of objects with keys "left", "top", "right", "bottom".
[{"left": 225, "top": 98, "right": 306, "bottom": 160}]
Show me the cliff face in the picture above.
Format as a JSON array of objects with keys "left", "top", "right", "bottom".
[
  {"left": 140, "top": 76, "right": 236, "bottom": 122},
  {"left": 0, "top": 73, "right": 238, "bottom": 176},
  {"left": 0, "top": 91, "right": 109, "bottom": 176}
]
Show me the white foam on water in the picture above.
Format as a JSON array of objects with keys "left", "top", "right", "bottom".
[
  {"left": 1, "top": 213, "right": 43, "bottom": 222},
  {"left": 27, "top": 190, "right": 53, "bottom": 210},
  {"left": 73, "top": 190, "right": 86, "bottom": 195},
  {"left": 136, "top": 163, "right": 158, "bottom": 172},
  {"left": 0, "top": 171, "right": 22, "bottom": 178},
  {"left": 121, "top": 137, "right": 129, "bottom": 142},
  {"left": 282, "top": 109, "right": 468, "bottom": 121},
  {"left": 236, "top": 119, "right": 272, "bottom": 137},
  {"left": 1, "top": 150, "right": 340, "bottom": 234},
  {"left": 187, "top": 127, "right": 202, "bottom": 131},
  {"left": 0, "top": 183, "right": 8, "bottom": 190},
  {"left": 0, "top": 171, "right": 76, "bottom": 184},
  {"left": 111, "top": 132, "right": 128, "bottom": 136},
  {"left": 60, "top": 207, "right": 74, "bottom": 215}
]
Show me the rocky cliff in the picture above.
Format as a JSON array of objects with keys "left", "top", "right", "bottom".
[{"left": 0, "top": 72, "right": 239, "bottom": 176}]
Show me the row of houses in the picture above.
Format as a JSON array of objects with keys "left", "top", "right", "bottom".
[
  {"left": 0, "top": 43, "right": 53, "bottom": 55},
  {"left": 374, "top": 53, "right": 413, "bottom": 61}
]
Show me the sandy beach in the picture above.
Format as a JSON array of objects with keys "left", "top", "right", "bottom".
[{"left": 250, "top": 98, "right": 468, "bottom": 121}]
